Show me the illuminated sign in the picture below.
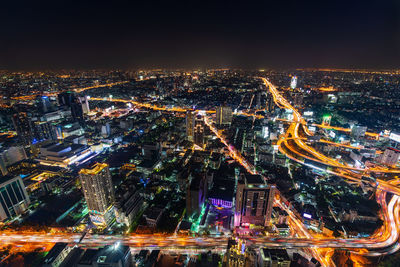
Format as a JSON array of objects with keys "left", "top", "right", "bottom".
[
  {"left": 304, "top": 111, "right": 313, "bottom": 116},
  {"left": 329, "top": 131, "right": 336, "bottom": 138},
  {"left": 303, "top": 213, "right": 312, "bottom": 219},
  {"left": 389, "top": 133, "right": 400, "bottom": 143}
]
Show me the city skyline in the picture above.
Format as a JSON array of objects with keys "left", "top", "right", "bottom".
[{"left": 1, "top": 1, "right": 400, "bottom": 266}]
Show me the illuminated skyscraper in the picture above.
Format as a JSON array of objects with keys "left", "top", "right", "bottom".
[
  {"left": 234, "top": 174, "right": 275, "bottom": 227},
  {"left": 256, "top": 92, "right": 261, "bottom": 109},
  {"left": 12, "top": 113, "right": 33, "bottom": 146},
  {"left": 186, "top": 111, "right": 194, "bottom": 141},
  {"left": 80, "top": 96, "right": 90, "bottom": 114},
  {"left": 290, "top": 76, "right": 297, "bottom": 90},
  {"left": 79, "top": 163, "right": 115, "bottom": 227},
  {"left": 215, "top": 106, "right": 232, "bottom": 126},
  {"left": 0, "top": 176, "right": 30, "bottom": 221},
  {"left": 36, "top": 96, "right": 52, "bottom": 113},
  {"left": 193, "top": 115, "right": 205, "bottom": 147},
  {"left": 58, "top": 92, "right": 84, "bottom": 122}
]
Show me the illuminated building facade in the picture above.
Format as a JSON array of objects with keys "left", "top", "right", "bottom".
[
  {"left": 216, "top": 106, "right": 232, "bottom": 126},
  {"left": 290, "top": 76, "right": 297, "bottom": 90},
  {"left": 79, "top": 163, "right": 115, "bottom": 227},
  {"left": 0, "top": 176, "right": 30, "bottom": 221},
  {"left": 0, "top": 146, "right": 27, "bottom": 176},
  {"left": 193, "top": 115, "right": 205, "bottom": 147},
  {"left": 12, "top": 112, "right": 33, "bottom": 146},
  {"left": 186, "top": 110, "right": 194, "bottom": 141},
  {"left": 234, "top": 174, "right": 275, "bottom": 227}
]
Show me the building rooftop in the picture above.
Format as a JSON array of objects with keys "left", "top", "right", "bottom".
[
  {"left": 43, "top": 242, "right": 68, "bottom": 265},
  {"left": 79, "top": 162, "right": 108, "bottom": 175},
  {"left": 245, "top": 174, "right": 265, "bottom": 185}
]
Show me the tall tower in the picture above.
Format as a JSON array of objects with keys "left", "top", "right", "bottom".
[
  {"left": 80, "top": 96, "right": 90, "bottom": 114},
  {"left": 193, "top": 115, "right": 205, "bottom": 148},
  {"left": 12, "top": 113, "right": 33, "bottom": 146},
  {"left": 36, "top": 96, "right": 52, "bottom": 114},
  {"left": 290, "top": 76, "right": 297, "bottom": 90},
  {"left": 58, "top": 92, "right": 84, "bottom": 122},
  {"left": 216, "top": 106, "right": 232, "bottom": 126},
  {"left": 79, "top": 163, "right": 115, "bottom": 227},
  {"left": 186, "top": 111, "right": 194, "bottom": 141},
  {"left": 234, "top": 174, "right": 275, "bottom": 227},
  {"left": 256, "top": 93, "right": 261, "bottom": 109}
]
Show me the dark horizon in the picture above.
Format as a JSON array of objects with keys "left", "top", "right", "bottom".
[{"left": 1, "top": 0, "right": 400, "bottom": 70}]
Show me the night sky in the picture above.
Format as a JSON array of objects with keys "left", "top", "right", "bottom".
[{"left": 1, "top": 0, "right": 400, "bottom": 70}]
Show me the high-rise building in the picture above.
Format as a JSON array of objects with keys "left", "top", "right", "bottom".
[
  {"left": 58, "top": 92, "right": 84, "bottom": 122},
  {"left": 0, "top": 176, "right": 30, "bottom": 221},
  {"left": 266, "top": 94, "right": 274, "bottom": 113},
  {"left": 258, "top": 248, "right": 291, "bottom": 267},
  {"left": 256, "top": 93, "right": 261, "bottom": 110},
  {"left": 79, "top": 163, "right": 115, "bottom": 227},
  {"left": 186, "top": 111, "right": 194, "bottom": 141},
  {"left": 351, "top": 125, "right": 367, "bottom": 138},
  {"left": 12, "top": 112, "right": 33, "bottom": 146},
  {"left": 71, "top": 97, "right": 84, "bottom": 122},
  {"left": 290, "top": 76, "right": 297, "bottom": 90},
  {"left": 0, "top": 146, "right": 27, "bottom": 176},
  {"left": 80, "top": 96, "right": 90, "bottom": 114},
  {"left": 379, "top": 148, "right": 400, "bottom": 167},
  {"left": 36, "top": 96, "right": 52, "bottom": 113},
  {"left": 193, "top": 115, "right": 205, "bottom": 147},
  {"left": 186, "top": 173, "right": 207, "bottom": 216},
  {"left": 234, "top": 174, "right": 275, "bottom": 227},
  {"left": 215, "top": 106, "right": 232, "bottom": 126},
  {"left": 32, "top": 121, "right": 57, "bottom": 142},
  {"left": 12, "top": 112, "right": 57, "bottom": 146}
]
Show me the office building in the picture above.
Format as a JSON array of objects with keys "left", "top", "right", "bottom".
[
  {"left": 266, "top": 94, "right": 274, "bottom": 113},
  {"left": 141, "top": 142, "right": 161, "bottom": 160},
  {"left": 351, "top": 125, "right": 367, "bottom": 138},
  {"left": 36, "top": 95, "right": 53, "bottom": 114},
  {"left": 42, "top": 242, "right": 74, "bottom": 267},
  {"left": 0, "top": 176, "right": 30, "bottom": 221},
  {"left": 186, "top": 173, "right": 207, "bottom": 216},
  {"left": 45, "top": 243, "right": 132, "bottom": 267},
  {"left": 290, "top": 76, "right": 297, "bottom": 89},
  {"left": 215, "top": 106, "right": 232, "bottom": 126},
  {"left": 32, "top": 120, "right": 58, "bottom": 142},
  {"left": 12, "top": 112, "right": 34, "bottom": 146},
  {"left": 379, "top": 147, "right": 400, "bottom": 167},
  {"left": 114, "top": 182, "right": 144, "bottom": 227},
  {"left": 0, "top": 146, "right": 27, "bottom": 176},
  {"left": 77, "top": 244, "right": 132, "bottom": 267},
  {"left": 193, "top": 115, "right": 205, "bottom": 147},
  {"left": 186, "top": 110, "right": 194, "bottom": 141},
  {"left": 80, "top": 96, "right": 90, "bottom": 114},
  {"left": 258, "top": 248, "right": 291, "bottom": 267},
  {"left": 79, "top": 163, "right": 115, "bottom": 227},
  {"left": 58, "top": 92, "right": 84, "bottom": 122},
  {"left": 227, "top": 239, "right": 256, "bottom": 267},
  {"left": 234, "top": 174, "right": 275, "bottom": 227},
  {"left": 143, "top": 206, "right": 164, "bottom": 228},
  {"left": 256, "top": 92, "right": 261, "bottom": 109}
]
